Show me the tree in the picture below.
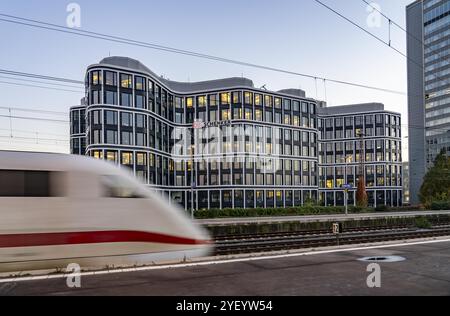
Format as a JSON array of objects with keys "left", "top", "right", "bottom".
[
  {"left": 356, "top": 175, "right": 368, "bottom": 208},
  {"left": 419, "top": 149, "right": 450, "bottom": 206}
]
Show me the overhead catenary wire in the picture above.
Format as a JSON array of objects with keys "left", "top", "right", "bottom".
[
  {"left": 360, "top": 0, "right": 425, "bottom": 46},
  {"left": 0, "top": 127, "right": 68, "bottom": 138},
  {"left": 0, "top": 135, "right": 69, "bottom": 143},
  {"left": 313, "top": 0, "right": 424, "bottom": 71},
  {"left": 0, "top": 79, "right": 83, "bottom": 93},
  {"left": 0, "top": 114, "right": 68, "bottom": 124},
  {"left": 0, "top": 106, "right": 67, "bottom": 116},
  {"left": 0, "top": 12, "right": 407, "bottom": 96},
  {"left": 0, "top": 74, "right": 85, "bottom": 90},
  {"left": 0, "top": 67, "right": 83, "bottom": 85}
]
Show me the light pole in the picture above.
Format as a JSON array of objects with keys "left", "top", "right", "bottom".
[
  {"left": 342, "top": 155, "right": 353, "bottom": 216},
  {"left": 191, "top": 119, "right": 205, "bottom": 219}
]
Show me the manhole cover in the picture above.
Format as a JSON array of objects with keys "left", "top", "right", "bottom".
[{"left": 358, "top": 256, "right": 406, "bottom": 263}]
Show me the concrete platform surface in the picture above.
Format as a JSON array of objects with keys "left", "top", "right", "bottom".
[
  {"left": 1, "top": 239, "right": 450, "bottom": 296},
  {"left": 198, "top": 210, "right": 450, "bottom": 225}
]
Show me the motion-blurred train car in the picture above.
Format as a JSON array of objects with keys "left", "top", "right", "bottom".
[{"left": 0, "top": 151, "right": 212, "bottom": 273}]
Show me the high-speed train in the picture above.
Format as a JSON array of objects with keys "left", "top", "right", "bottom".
[{"left": 0, "top": 150, "right": 212, "bottom": 273}]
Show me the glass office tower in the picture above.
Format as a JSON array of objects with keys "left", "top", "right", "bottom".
[{"left": 407, "top": 0, "right": 450, "bottom": 204}]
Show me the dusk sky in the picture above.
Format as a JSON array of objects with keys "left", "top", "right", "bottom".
[{"left": 0, "top": 0, "right": 412, "bottom": 157}]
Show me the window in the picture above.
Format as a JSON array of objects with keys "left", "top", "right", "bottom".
[
  {"left": 121, "top": 93, "right": 132, "bottom": 107},
  {"left": 265, "top": 95, "right": 273, "bottom": 107},
  {"left": 265, "top": 110, "right": 273, "bottom": 122},
  {"left": 274, "top": 97, "right": 282, "bottom": 109},
  {"left": 255, "top": 94, "right": 262, "bottom": 106},
  {"left": 244, "top": 92, "right": 253, "bottom": 105},
  {"left": 284, "top": 99, "right": 291, "bottom": 111},
  {"left": 121, "top": 152, "right": 133, "bottom": 166},
  {"left": 121, "top": 112, "right": 133, "bottom": 127},
  {"left": 220, "top": 92, "right": 230, "bottom": 105},
  {"left": 0, "top": 170, "right": 57, "bottom": 197},
  {"left": 135, "top": 114, "right": 146, "bottom": 128},
  {"left": 91, "top": 90, "right": 101, "bottom": 104},
  {"left": 120, "top": 74, "right": 132, "bottom": 88},
  {"left": 106, "top": 151, "right": 118, "bottom": 163},
  {"left": 135, "top": 95, "right": 145, "bottom": 109},
  {"left": 105, "top": 71, "right": 117, "bottom": 86},
  {"left": 301, "top": 102, "right": 308, "bottom": 113},
  {"left": 106, "top": 130, "right": 118, "bottom": 144},
  {"left": 221, "top": 108, "right": 231, "bottom": 120},
  {"left": 255, "top": 109, "right": 263, "bottom": 121},
  {"left": 208, "top": 94, "right": 218, "bottom": 106},
  {"left": 232, "top": 91, "right": 242, "bottom": 104},
  {"left": 186, "top": 97, "right": 194, "bottom": 108},
  {"left": 197, "top": 96, "right": 206, "bottom": 108},
  {"left": 135, "top": 76, "right": 145, "bottom": 91},
  {"left": 92, "top": 110, "right": 101, "bottom": 125},
  {"left": 121, "top": 131, "right": 133, "bottom": 145},
  {"left": 91, "top": 71, "right": 102, "bottom": 85},
  {"left": 105, "top": 91, "right": 117, "bottom": 105},
  {"left": 245, "top": 108, "right": 253, "bottom": 120}
]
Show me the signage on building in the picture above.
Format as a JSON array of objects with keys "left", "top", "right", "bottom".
[{"left": 193, "top": 120, "right": 232, "bottom": 129}]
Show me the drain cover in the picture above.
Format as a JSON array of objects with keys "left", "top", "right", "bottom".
[{"left": 358, "top": 256, "right": 406, "bottom": 263}]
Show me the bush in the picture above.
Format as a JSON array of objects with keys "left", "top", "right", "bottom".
[
  {"left": 194, "top": 206, "right": 347, "bottom": 219},
  {"left": 430, "top": 200, "right": 450, "bottom": 210},
  {"left": 415, "top": 216, "right": 432, "bottom": 229},
  {"left": 375, "top": 205, "right": 390, "bottom": 212}
]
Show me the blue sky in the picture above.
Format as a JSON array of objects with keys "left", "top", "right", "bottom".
[{"left": 0, "top": 0, "right": 412, "bottom": 155}]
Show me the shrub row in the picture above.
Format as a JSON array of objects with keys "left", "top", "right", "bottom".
[
  {"left": 194, "top": 206, "right": 376, "bottom": 219},
  {"left": 430, "top": 200, "right": 450, "bottom": 210}
]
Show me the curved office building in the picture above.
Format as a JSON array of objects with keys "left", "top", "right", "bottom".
[{"left": 70, "top": 56, "right": 402, "bottom": 209}]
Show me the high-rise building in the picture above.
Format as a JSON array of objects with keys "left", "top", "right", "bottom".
[
  {"left": 407, "top": 0, "right": 450, "bottom": 205},
  {"left": 70, "top": 56, "right": 402, "bottom": 210}
]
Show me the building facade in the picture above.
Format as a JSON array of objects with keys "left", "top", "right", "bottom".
[
  {"left": 318, "top": 104, "right": 403, "bottom": 207},
  {"left": 407, "top": 0, "right": 450, "bottom": 205},
  {"left": 70, "top": 57, "right": 402, "bottom": 210}
]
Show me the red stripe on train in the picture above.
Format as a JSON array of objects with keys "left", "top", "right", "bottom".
[{"left": 0, "top": 231, "right": 211, "bottom": 248}]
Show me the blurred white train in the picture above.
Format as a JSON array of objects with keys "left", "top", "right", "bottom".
[{"left": 0, "top": 151, "right": 212, "bottom": 273}]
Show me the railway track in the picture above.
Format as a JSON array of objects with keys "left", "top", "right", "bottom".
[
  {"left": 214, "top": 225, "right": 450, "bottom": 255},
  {"left": 214, "top": 224, "right": 419, "bottom": 242}
]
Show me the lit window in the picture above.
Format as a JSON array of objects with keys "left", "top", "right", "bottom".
[
  {"left": 221, "top": 109, "right": 230, "bottom": 120},
  {"left": 326, "top": 180, "right": 333, "bottom": 189},
  {"left": 274, "top": 98, "right": 282, "bottom": 109},
  {"left": 265, "top": 95, "right": 273, "bottom": 107},
  {"left": 120, "top": 74, "right": 132, "bottom": 88},
  {"left": 106, "top": 151, "right": 118, "bottom": 163},
  {"left": 244, "top": 92, "right": 253, "bottom": 105},
  {"left": 232, "top": 92, "right": 242, "bottom": 104},
  {"left": 220, "top": 92, "right": 231, "bottom": 105},
  {"left": 93, "top": 150, "right": 103, "bottom": 159},
  {"left": 186, "top": 97, "right": 194, "bottom": 108},
  {"left": 91, "top": 71, "right": 102, "bottom": 85},
  {"left": 136, "top": 153, "right": 147, "bottom": 166},
  {"left": 208, "top": 94, "right": 218, "bottom": 106},
  {"left": 197, "top": 96, "right": 206, "bottom": 107},
  {"left": 255, "top": 94, "right": 262, "bottom": 106},
  {"left": 255, "top": 109, "right": 263, "bottom": 121},
  {"left": 121, "top": 152, "right": 133, "bottom": 166}
]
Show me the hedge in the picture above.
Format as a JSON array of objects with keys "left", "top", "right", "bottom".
[
  {"left": 194, "top": 206, "right": 375, "bottom": 219},
  {"left": 430, "top": 201, "right": 450, "bottom": 210}
]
